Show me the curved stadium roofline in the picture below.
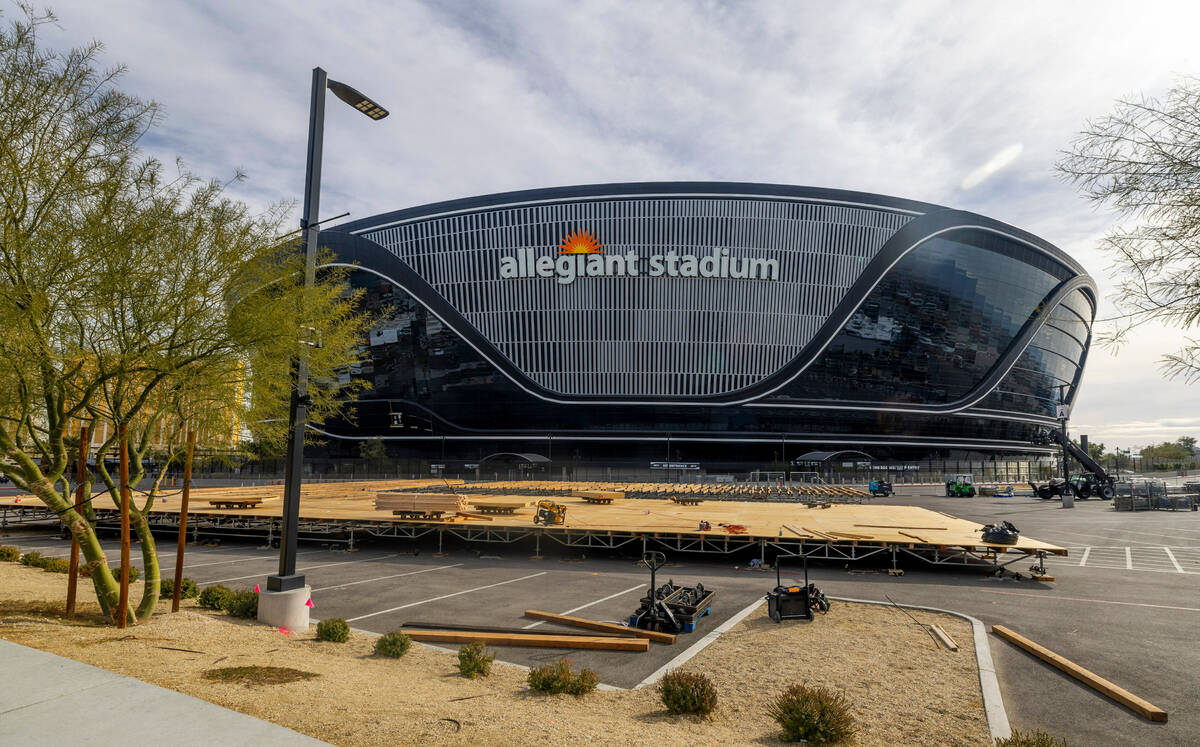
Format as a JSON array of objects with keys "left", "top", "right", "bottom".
[{"left": 326, "top": 181, "right": 1090, "bottom": 281}]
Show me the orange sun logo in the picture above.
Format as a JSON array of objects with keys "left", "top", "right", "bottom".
[{"left": 557, "top": 229, "right": 604, "bottom": 254}]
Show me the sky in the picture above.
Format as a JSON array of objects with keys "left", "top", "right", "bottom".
[{"left": 28, "top": 0, "right": 1200, "bottom": 450}]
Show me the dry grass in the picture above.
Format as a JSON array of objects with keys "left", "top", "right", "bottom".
[
  {"left": 0, "top": 561, "right": 990, "bottom": 746},
  {"left": 202, "top": 665, "right": 320, "bottom": 687}
]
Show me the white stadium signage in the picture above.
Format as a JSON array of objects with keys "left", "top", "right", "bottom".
[{"left": 498, "top": 246, "right": 779, "bottom": 286}]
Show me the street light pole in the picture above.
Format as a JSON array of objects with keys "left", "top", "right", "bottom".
[{"left": 265, "top": 67, "right": 388, "bottom": 600}]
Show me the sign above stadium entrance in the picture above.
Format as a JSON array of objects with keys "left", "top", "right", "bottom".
[{"left": 497, "top": 229, "right": 779, "bottom": 285}]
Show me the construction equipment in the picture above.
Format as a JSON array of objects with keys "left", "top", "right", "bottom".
[
  {"left": 629, "top": 551, "right": 715, "bottom": 634},
  {"left": 533, "top": 499, "right": 566, "bottom": 525},
  {"left": 944, "top": 474, "right": 976, "bottom": 497},
  {"left": 868, "top": 479, "right": 894, "bottom": 497},
  {"left": 1030, "top": 430, "right": 1115, "bottom": 500},
  {"left": 766, "top": 553, "right": 829, "bottom": 623}
]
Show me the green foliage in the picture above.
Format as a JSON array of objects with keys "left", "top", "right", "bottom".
[
  {"left": 111, "top": 565, "right": 141, "bottom": 582},
  {"left": 457, "top": 641, "right": 495, "bottom": 678},
  {"left": 358, "top": 438, "right": 387, "bottom": 463},
  {"left": 20, "top": 551, "right": 46, "bottom": 567},
  {"left": 316, "top": 618, "right": 351, "bottom": 643},
  {"left": 658, "top": 670, "right": 718, "bottom": 716},
  {"left": 527, "top": 659, "right": 598, "bottom": 696},
  {"left": 0, "top": 545, "right": 20, "bottom": 562},
  {"left": 224, "top": 589, "right": 258, "bottom": 618},
  {"left": 42, "top": 557, "right": 71, "bottom": 573},
  {"left": 198, "top": 584, "right": 234, "bottom": 610},
  {"left": 374, "top": 632, "right": 412, "bottom": 658},
  {"left": 996, "top": 729, "right": 1068, "bottom": 747},
  {"left": 160, "top": 576, "right": 199, "bottom": 599},
  {"left": 768, "top": 683, "right": 857, "bottom": 744},
  {"left": 0, "top": 7, "right": 377, "bottom": 626}
]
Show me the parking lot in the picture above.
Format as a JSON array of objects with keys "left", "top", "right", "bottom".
[{"left": 3, "top": 487, "right": 1198, "bottom": 744}]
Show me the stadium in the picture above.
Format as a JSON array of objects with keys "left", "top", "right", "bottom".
[{"left": 313, "top": 182, "right": 1096, "bottom": 476}]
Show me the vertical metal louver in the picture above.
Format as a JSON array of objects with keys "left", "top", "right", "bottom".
[{"left": 360, "top": 197, "right": 912, "bottom": 397}]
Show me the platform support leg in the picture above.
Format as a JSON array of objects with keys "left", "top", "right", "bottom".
[
  {"left": 438, "top": 529, "right": 444, "bottom": 554},
  {"left": 891, "top": 545, "right": 898, "bottom": 572},
  {"left": 347, "top": 529, "right": 355, "bottom": 551},
  {"left": 265, "top": 521, "right": 273, "bottom": 547},
  {"left": 760, "top": 539, "right": 765, "bottom": 566}
]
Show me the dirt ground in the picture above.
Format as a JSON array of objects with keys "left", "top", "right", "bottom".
[{"left": 0, "top": 562, "right": 990, "bottom": 746}]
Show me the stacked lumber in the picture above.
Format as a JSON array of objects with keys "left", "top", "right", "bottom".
[{"left": 374, "top": 491, "right": 467, "bottom": 514}]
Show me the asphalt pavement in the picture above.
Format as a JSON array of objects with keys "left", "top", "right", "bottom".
[{"left": 2, "top": 486, "right": 1197, "bottom": 745}]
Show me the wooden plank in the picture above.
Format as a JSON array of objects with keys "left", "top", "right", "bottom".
[
  {"left": 992, "top": 625, "right": 1167, "bottom": 723},
  {"left": 930, "top": 624, "right": 958, "bottom": 651},
  {"left": 401, "top": 621, "right": 623, "bottom": 638},
  {"left": 898, "top": 531, "right": 927, "bottom": 542},
  {"left": 854, "top": 524, "right": 947, "bottom": 530},
  {"left": 523, "top": 609, "right": 676, "bottom": 644},
  {"left": 782, "top": 524, "right": 816, "bottom": 538},
  {"left": 401, "top": 629, "right": 648, "bottom": 651},
  {"left": 800, "top": 526, "right": 835, "bottom": 540},
  {"left": 455, "top": 511, "right": 495, "bottom": 521}
]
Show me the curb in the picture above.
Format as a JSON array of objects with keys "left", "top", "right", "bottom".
[
  {"left": 633, "top": 596, "right": 766, "bottom": 689},
  {"left": 830, "top": 596, "right": 1011, "bottom": 742}
]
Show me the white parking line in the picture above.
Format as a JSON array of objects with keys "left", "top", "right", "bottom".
[
  {"left": 1078, "top": 547, "right": 1090, "bottom": 567},
  {"left": 1125, "top": 547, "right": 1132, "bottom": 570},
  {"left": 1164, "top": 547, "right": 1184, "bottom": 573},
  {"left": 203, "top": 554, "right": 398, "bottom": 585},
  {"left": 311, "top": 563, "right": 463, "bottom": 592},
  {"left": 522, "top": 583, "right": 644, "bottom": 629},
  {"left": 346, "top": 571, "right": 548, "bottom": 623},
  {"left": 183, "top": 550, "right": 323, "bottom": 568},
  {"left": 978, "top": 589, "right": 1200, "bottom": 612}
]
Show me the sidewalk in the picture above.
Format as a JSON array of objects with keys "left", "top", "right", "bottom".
[{"left": 0, "top": 639, "right": 326, "bottom": 746}]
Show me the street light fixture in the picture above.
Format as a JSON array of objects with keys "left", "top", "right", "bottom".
[{"left": 266, "top": 68, "right": 388, "bottom": 598}]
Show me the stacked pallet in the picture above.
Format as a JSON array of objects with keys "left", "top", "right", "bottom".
[{"left": 374, "top": 492, "right": 468, "bottom": 514}]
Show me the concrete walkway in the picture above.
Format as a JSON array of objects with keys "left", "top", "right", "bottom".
[{"left": 0, "top": 639, "right": 326, "bottom": 746}]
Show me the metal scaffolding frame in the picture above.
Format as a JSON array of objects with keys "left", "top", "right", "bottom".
[{"left": 0, "top": 503, "right": 1050, "bottom": 574}]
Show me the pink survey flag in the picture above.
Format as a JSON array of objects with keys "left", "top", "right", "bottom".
[
  {"left": 253, "top": 584, "right": 260, "bottom": 593},
  {"left": 305, "top": 597, "right": 314, "bottom": 608}
]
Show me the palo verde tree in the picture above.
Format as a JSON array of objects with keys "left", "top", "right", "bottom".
[
  {"left": 0, "top": 9, "right": 371, "bottom": 623},
  {"left": 1058, "top": 78, "right": 1200, "bottom": 383}
]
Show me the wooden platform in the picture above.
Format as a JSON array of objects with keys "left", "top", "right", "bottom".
[{"left": 0, "top": 479, "right": 1066, "bottom": 556}]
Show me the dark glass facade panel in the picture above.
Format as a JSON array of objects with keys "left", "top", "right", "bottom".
[
  {"left": 331, "top": 269, "right": 1068, "bottom": 451},
  {"left": 975, "top": 289, "right": 1094, "bottom": 417},
  {"left": 766, "top": 231, "right": 1072, "bottom": 405}
]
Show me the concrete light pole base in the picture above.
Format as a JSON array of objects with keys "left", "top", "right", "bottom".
[{"left": 257, "top": 585, "right": 311, "bottom": 631}]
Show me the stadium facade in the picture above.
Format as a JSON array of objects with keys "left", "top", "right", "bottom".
[{"left": 315, "top": 182, "right": 1095, "bottom": 473}]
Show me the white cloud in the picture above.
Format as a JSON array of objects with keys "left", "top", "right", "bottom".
[
  {"left": 960, "top": 144, "right": 1023, "bottom": 189},
  {"left": 28, "top": 0, "right": 1200, "bottom": 447}
]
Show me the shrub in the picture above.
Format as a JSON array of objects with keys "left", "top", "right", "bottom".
[
  {"left": 658, "top": 670, "right": 718, "bottom": 716},
  {"left": 111, "top": 565, "right": 141, "bottom": 582},
  {"left": 224, "top": 589, "right": 258, "bottom": 618},
  {"left": 42, "top": 557, "right": 71, "bottom": 573},
  {"left": 996, "top": 730, "right": 1068, "bottom": 747},
  {"left": 768, "top": 683, "right": 856, "bottom": 744},
  {"left": 316, "top": 618, "right": 351, "bottom": 643},
  {"left": 20, "top": 551, "right": 46, "bottom": 567},
  {"left": 457, "top": 641, "right": 495, "bottom": 678},
  {"left": 375, "top": 631, "right": 412, "bottom": 658},
  {"left": 0, "top": 545, "right": 20, "bottom": 562},
  {"left": 198, "top": 584, "right": 234, "bottom": 610},
  {"left": 160, "top": 576, "right": 199, "bottom": 599},
  {"left": 527, "top": 659, "right": 598, "bottom": 696}
]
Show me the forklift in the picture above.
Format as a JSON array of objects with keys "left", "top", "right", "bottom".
[
  {"left": 868, "top": 479, "right": 894, "bottom": 497},
  {"left": 533, "top": 499, "right": 566, "bottom": 525},
  {"left": 1029, "top": 430, "right": 1116, "bottom": 500},
  {"left": 765, "top": 553, "right": 829, "bottom": 623}
]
